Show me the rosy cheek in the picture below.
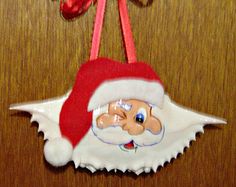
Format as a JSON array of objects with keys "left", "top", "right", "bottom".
[
  {"left": 145, "top": 117, "right": 162, "bottom": 134},
  {"left": 96, "top": 114, "right": 126, "bottom": 129},
  {"left": 96, "top": 114, "right": 114, "bottom": 128}
]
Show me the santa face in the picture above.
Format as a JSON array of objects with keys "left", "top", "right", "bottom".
[
  {"left": 92, "top": 99, "right": 165, "bottom": 151},
  {"left": 9, "top": 59, "right": 226, "bottom": 173},
  {"left": 10, "top": 93, "right": 225, "bottom": 174}
]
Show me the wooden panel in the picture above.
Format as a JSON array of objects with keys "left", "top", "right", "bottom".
[{"left": 0, "top": 0, "right": 235, "bottom": 186}]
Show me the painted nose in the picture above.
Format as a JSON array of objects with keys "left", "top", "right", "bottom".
[
  {"left": 122, "top": 113, "right": 146, "bottom": 135},
  {"left": 122, "top": 123, "right": 145, "bottom": 135}
]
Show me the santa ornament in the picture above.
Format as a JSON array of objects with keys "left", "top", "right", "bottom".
[{"left": 10, "top": 0, "right": 226, "bottom": 174}]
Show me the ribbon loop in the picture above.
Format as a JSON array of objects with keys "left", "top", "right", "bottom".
[
  {"left": 118, "top": 0, "right": 137, "bottom": 63},
  {"left": 89, "top": 0, "right": 107, "bottom": 61},
  {"left": 90, "top": 0, "right": 137, "bottom": 63},
  {"left": 60, "top": 0, "right": 137, "bottom": 63}
]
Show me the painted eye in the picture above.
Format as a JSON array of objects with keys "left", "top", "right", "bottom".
[{"left": 135, "top": 108, "right": 147, "bottom": 124}]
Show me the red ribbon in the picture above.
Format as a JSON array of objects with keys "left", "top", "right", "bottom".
[
  {"left": 59, "top": 0, "right": 137, "bottom": 63},
  {"left": 60, "top": 0, "right": 94, "bottom": 20},
  {"left": 89, "top": 0, "right": 106, "bottom": 61},
  {"left": 118, "top": 0, "right": 137, "bottom": 63}
]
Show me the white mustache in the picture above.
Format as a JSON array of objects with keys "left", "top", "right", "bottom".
[{"left": 91, "top": 123, "right": 165, "bottom": 146}]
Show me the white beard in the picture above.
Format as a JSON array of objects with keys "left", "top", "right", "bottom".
[
  {"left": 10, "top": 92, "right": 226, "bottom": 174},
  {"left": 91, "top": 125, "right": 165, "bottom": 146},
  {"left": 72, "top": 125, "right": 203, "bottom": 174}
]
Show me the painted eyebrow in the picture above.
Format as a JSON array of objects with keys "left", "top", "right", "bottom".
[{"left": 117, "top": 100, "right": 132, "bottom": 111}]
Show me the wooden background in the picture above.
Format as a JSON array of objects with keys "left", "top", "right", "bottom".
[{"left": 0, "top": 0, "right": 235, "bottom": 186}]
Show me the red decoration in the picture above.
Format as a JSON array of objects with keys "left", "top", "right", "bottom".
[
  {"left": 60, "top": 0, "right": 94, "bottom": 19},
  {"left": 59, "top": 0, "right": 161, "bottom": 147}
]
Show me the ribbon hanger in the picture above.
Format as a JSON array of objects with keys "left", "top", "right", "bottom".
[{"left": 59, "top": 0, "right": 138, "bottom": 63}]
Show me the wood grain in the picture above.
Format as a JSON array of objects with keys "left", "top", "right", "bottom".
[{"left": 0, "top": 0, "right": 235, "bottom": 186}]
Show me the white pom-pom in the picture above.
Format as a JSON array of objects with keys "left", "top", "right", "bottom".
[{"left": 44, "top": 137, "right": 73, "bottom": 167}]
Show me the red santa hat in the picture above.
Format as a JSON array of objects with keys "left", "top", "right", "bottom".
[
  {"left": 58, "top": 58, "right": 164, "bottom": 147},
  {"left": 44, "top": 58, "right": 164, "bottom": 166}
]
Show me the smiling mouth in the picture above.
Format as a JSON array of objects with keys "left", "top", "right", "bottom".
[
  {"left": 119, "top": 140, "right": 138, "bottom": 152},
  {"left": 124, "top": 140, "right": 135, "bottom": 149}
]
